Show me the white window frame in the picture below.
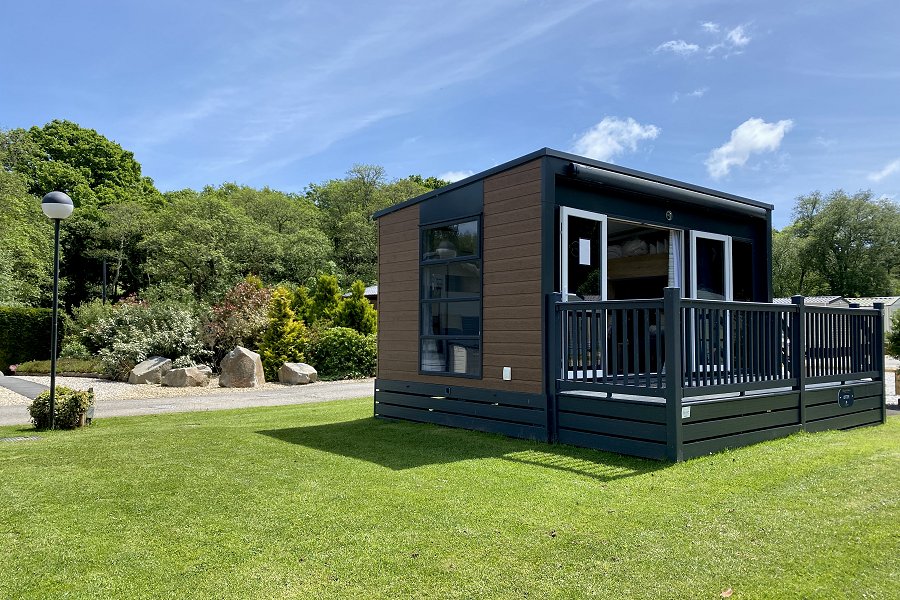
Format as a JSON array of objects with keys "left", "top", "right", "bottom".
[{"left": 560, "top": 206, "right": 607, "bottom": 299}]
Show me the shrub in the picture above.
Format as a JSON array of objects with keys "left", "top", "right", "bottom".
[
  {"left": 0, "top": 306, "right": 63, "bottom": 375},
  {"left": 258, "top": 288, "right": 307, "bottom": 380},
  {"left": 91, "top": 300, "right": 209, "bottom": 380},
  {"left": 201, "top": 277, "right": 272, "bottom": 364},
  {"left": 310, "top": 274, "right": 342, "bottom": 323},
  {"left": 333, "top": 280, "right": 377, "bottom": 335},
  {"left": 886, "top": 312, "right": 900, "bottom": 358},
  {"left": 60, "top": 339, "right": 93, "bottom": 360},
  {"left": 305, "top": 326, "right": 376, "bottom": 379},
  {"left": 69, "top": 299, "right": 116, "bottom": 353},
  {"left": 29, "top": 386, "right": 94, "bottom": 430},
  {"left": 16, "top": 358, "right": 103, "bottom": 375}
]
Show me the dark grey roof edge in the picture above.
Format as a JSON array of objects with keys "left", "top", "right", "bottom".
[
  {"left": 372, "top": 148, "right": 550, "bottom": 219},
  {"left": 372, "top": 147, "right": 773, "bottom": 219}
]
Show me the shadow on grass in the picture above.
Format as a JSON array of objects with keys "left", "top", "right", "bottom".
[{"left": 258, "top": 417, "right": 664, "bottom": 482}]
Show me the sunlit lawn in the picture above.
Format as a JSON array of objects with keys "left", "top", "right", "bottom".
[{"left": 1, "top": 399, "right": 897, "bottom": 599}]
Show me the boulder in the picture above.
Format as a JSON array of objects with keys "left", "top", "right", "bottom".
[
  {"left": 128, "top": 356, "right": 172, "bottom": 384},
  {"left": 278, "top": 362, "right": 318, "bottom": 385},
  {"left": 219, "top": 346, "right": 265, "bottom": 388},
  {"left": 162, "top": 366, "right": 210, "bottom": 388},
  {"left": 196, "top": 364, "right": 213, "bottom": 376}
]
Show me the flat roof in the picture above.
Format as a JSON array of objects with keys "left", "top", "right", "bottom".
[{"left": 373, "top": 147, "right": 774, "bottom": 219}]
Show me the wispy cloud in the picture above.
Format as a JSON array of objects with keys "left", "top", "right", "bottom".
[
  {"left": 705, "top": 117, "right": 794, "bottom": 178},
  {"left": 655, "top": 40, "right": 699, "bottom": 56},
  {"left": 726, "top": 25, "right": 751, "bottom": 48},
  {"left": 438, "top": 170, "right": 475, "bottom": 183},
  {"left": 572, "top": 116, "right": 660, "bottom": 162},
  {"left": 672, "top": 87, "right": 709, "bottom": 102},
  {"left": 868, "top": 158, "right": 900, "bottom": 182},
  {"left": 701, "top": 21, "right": 719, "bottom": 33}
]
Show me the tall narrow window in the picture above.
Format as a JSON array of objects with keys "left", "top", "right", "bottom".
[{"left": 420, "top": 218, "right": 482, "bottom": 377}]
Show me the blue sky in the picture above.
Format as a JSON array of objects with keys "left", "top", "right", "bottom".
[{"left": 1, "top": 0, "right": 898, "bottom": 227}]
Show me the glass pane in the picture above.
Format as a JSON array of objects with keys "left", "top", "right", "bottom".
[
  {"left": 422, "top": 262, "right": 481, "bottom": 299},
  {"left": 732, "top": 240, "right": 753, "bottom": 302},
  {"left": 566, "top": 215, "right": 602, "bottom": 299},
  {"left": 421, "top": 339, "right": 481, "bottom": 375},
  {"left": 695, "top": 237, "right": 726, "bottom": 300},
  {"left": 422, "top": 301, "right": 480, "bottom": 336},
  {"left": 423, "top": 220, "right": 478, "bottom": 260}
]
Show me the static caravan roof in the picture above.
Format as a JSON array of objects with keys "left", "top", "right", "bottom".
[
  {"left": 373, "top": 148, "right": 773, "bottom": 220},
  {"left": 773, "top": 296, "right": 849, "bottom": 306},
  {"left": 846, "top": 296, "right": 900, "bottom": 307}
]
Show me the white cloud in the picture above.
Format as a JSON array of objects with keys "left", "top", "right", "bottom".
[
  {"left": 701, "top": 21, "right": 720, "bottom": 33},
  {"left": 572, "top": 116, "right": 661, "bottom": 162},
  {"left": 705, "top": 117, "right": 794, "bottom": 178},
  {"left": 672, "top": 87, "right": 708, "bottom": 103},
  {"left": 655, "top": 40, "right": 700, "bottom": 56},
  {"left": 868, "top": 158, "right": 900, "bottom": 182},
  {"left": 439, "top": 170, "right": 475, "bottom": 183},
  {"left": 726, "top": 25, "right": 751, "bottom": 47}
]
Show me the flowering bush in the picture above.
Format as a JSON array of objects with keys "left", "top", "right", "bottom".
[
  {"left": 91, "top": 300, "right": 208, "bottom": 380},
  {"left": 201, "top": 277, "right": 272, "bottom": 364}
]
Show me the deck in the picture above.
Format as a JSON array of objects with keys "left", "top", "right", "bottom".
[{"left": 550, "top": 288, "right": 887, "bottom": 460}]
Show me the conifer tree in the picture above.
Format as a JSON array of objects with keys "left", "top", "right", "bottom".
[
  {"left": 258, "top": 287, "right": 306, "bottom": 380},
  {"left": 334, "top": 280, "right": 377, "bottom": 335}
]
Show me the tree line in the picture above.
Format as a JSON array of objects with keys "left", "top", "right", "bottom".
[
  {"left": 2, "top": 119, "right": 900, "bottom": 310},
  {"left": 0, "top": 120, "right": 446, "bottom": 309}
]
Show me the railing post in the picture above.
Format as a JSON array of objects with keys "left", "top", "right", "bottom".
[
  {"left": 874, "top": 302, "right": 886, "bottom": 425},
  {"left": 791, "top": 295, "right": 807, "bottom": 428},
  {"left": 546, "top": 293, "right": 563, "bottom": 443},
  {"left": 664, "top": 287, "right": 683, "bottom": 462}
]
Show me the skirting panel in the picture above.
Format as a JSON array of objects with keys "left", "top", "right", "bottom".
[{"left": 374, "top": 379, "right": 547, "bottom": 441}]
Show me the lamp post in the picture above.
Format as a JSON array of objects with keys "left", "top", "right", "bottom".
[{"left": 41, "top": 191, "right": 74, "bottom": 429}]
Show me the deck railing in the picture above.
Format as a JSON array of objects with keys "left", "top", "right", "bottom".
[{"left": 552, "top": 289, "right": 884, "bottom": 398}]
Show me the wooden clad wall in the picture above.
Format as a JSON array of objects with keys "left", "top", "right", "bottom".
[{"left": 376, "top": 159, "right": 544, "bottom": 395}]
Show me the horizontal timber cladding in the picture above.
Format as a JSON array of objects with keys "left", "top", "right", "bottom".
[
  {"left": 803, "top": 381, "right": 884, "bottom": 431},
  {"left": 555, "top": 392, "right": 668, "bottom": 460},
  {"left": 376, "top": 158, "right": 544, "bottom": 396},
  {"left": 679, "top": 381, "right": 884, "bottom": 459},
  {"left": 374, "top": 379, "right": 547, "bottom": 441}
]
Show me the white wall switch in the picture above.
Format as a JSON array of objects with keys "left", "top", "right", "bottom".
[{"left": 502, "top": 367, "right": 511, "bottom": 381}]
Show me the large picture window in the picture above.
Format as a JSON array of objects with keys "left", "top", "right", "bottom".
[{"left": 420, "top": 218, "right": 482, "bottom": 377}]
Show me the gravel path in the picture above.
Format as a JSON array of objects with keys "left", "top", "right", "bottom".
[{"left": 0, "top": 376, "right": 375, "bottom": 426}]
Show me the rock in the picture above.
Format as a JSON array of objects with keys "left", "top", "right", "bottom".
[
  {"left": 128, "top": 356, "right": 172, "bottom": 384},
  {"left": 218, "top": 346, "right": 265, "bottom": 388},
  {"left": 162, "top": 366, "right": 210, "bottom": 387},
  {"left": 278, "top": 362, "right": 318, "bottom": 385},
  {"left": 196, "top": 364, "right": 213, "bottom": 376}
]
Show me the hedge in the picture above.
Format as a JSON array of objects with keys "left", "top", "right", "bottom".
[{"left": 0, "top": 307, "right": 64, "bottom": 375}]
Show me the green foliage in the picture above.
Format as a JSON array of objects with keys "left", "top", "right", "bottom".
[
  {"left": 333, "top": 280, "right": 377, "bottom": 335},
  {"left": 0, "top": 306, "right": 62, "bottom": 374},
  {"left": 28, "top": 386, "right": 94, "bottom": 430},
  {"left": 305, "top": 326, "right": 376, "bottom": 379},
  {"left": 0, "top": 169, "right": 52, "bottom": 305},
  {"left": 258, "top": 288, "right": 307, "bottom": 380},
  {"left": 774, "top": 190, "right": 900, "bottom": 297},
  {"left": 885, "top": 313, "right": 900, "bottom": 359},
  {"left": 69, "top": 299, "right": 117, "bottom": 353},
  {"left": 290, "top": 285, "right": 313, "bottom": 324},
  {"left": 1, "top": 120, "right": 160, "bottom": 208},
  {"left": 310, "top": 273, "right": 342, "bottom": 323},
  {"left": 307, "top": 165, "right": 433, "bottom": 284},
  {"left": 201, "top": 276, "right": 273, "bottom": 364},
  {"left": 90, "top": 299, "right": 208, "bottom": 380},
  {"left": 59, "top": 340, "right": 94, "bottom": 360}
]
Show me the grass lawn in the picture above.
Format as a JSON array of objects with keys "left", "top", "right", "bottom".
[{"left": 0, "top": 400, "right": 897, "bottom": 599}]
